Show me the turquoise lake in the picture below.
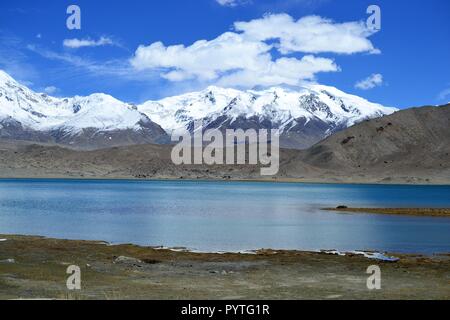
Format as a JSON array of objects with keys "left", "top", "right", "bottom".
[{"left": 0, "top": 179, "right": 449, "bottom": 254}]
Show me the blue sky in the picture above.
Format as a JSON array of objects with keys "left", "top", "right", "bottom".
[{"left": 0, "top": 0, "right": 449, "bottom": 108}]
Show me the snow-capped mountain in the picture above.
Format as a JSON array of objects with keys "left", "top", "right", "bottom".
[
  {"left": 0, "top": 70, "right": 397, "bottom": 150},
  {"left": 0, "top": 70, "right": 168, "bottom": 149},
  {"left": 139, "top": 85, "right": 398, "bottom": 149}
]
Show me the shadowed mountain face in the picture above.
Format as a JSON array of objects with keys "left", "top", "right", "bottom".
[
  {"left": 0, "top": 116, "right": 170, "bottom": 150},
  {"left": 0, "top": 104, "right": 448, "bottom": 184},
  {"left": 199, "top": 114, "right": 343, "bottom": 149}
]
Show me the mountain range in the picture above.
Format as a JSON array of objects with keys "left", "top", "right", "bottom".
[
  {"left": 0, "top": 71, "right": 169, "bottom": 149},
  {"left": 0, "top": 103, "right": 448, "bottom": 184},
  {"left": 0, "top": 70, "right": 396, "bottom": 149}
]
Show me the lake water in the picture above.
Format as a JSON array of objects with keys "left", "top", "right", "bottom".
[{"left": 0, "top": 179, "right": 449, "bottom": 254}]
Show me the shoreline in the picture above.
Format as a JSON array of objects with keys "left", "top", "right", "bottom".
[
  {"left": 1, "top": 176, "right": 449, "bottom": 187},
  {"left": 1, "top": 234, "right": 449, "bottom": 300},
  {"left": 1, "top": 231, "right": 449, "bottom": 257},
  {"left": 0, "top": 233, "right": 408, "bottom": 260},
  {"left": 323, "top": 207, "right": 450, "bottom": 217}
]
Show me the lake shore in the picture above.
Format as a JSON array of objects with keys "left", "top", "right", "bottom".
[
  {"left": 323, "top": 207, "right": 450, "bottom": 217},
  {"left": 1, "top": 175, "right": 450, "bottom": 187},
  {"left": 0, "top": 235, "right": 449, "bottom": 300},
  {"left": 1, "top": 139, "right": 449, "bottom": 186}
]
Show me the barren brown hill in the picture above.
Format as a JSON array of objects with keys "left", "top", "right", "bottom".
[
  {"left": 0, "top": 104, "right": 448, "bottom": 184},
  {"left": 282, "top": 104, "right": 450, "bottom": 184}
]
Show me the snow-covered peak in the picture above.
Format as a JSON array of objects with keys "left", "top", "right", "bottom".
[
  {"left": 0, "top": 69, "right": 397, "bottom": 149},
  {"left": 0, "top": 70, "right": 148, "bottom": 133},
  {"left": 305, "top": 83, "right": 396, "bottom": 115},
  {"left": 138, "top": 84, "right": 397, "bottom": 133},
  {"left": 55, "top": 94, "right": 144, "bottom": 132}
]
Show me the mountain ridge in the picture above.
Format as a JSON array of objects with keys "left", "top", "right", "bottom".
[
  {"left": 139, "top": 84, "right": 397, "bottom": 148},
  {"left": 0, "top": 70, "right": 169, "bottom": 149},
  {"left": 0, "top": 70, "right": 397, "bottom": 149}
]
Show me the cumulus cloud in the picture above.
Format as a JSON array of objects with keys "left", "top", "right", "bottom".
[
  {"left": 355, "top": 73, "right": 383, "bottom": 90},
  {"left": 130, "top": 13, "right": 378, "bottom": 88},
  {"left": 63, "top": 37, "right": 115, "bottom": 49},
  {"left": 234, "top": 14, "right": 379, "bottom": 55},
  {"left": 131, "top": 32, "right": 272, "bottom": 81}
]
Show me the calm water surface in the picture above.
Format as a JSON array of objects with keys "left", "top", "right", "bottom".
[{"left": 0, "top": 179, "right": 449, "bottom": 254}]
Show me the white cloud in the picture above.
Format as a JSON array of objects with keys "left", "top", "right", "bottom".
[
  {"left": 437, "top": 87, "right": 450, "bottom": 102},
  {"left": 130, "top": 13, "right": 382, "bottom": 87},
  {"left": 130, "top": 13, "right": 379, "bottom": 88},
  {"left": 217, "top": 55, "right": 339, "bottom": 87},
  {"left": 215, "top": 0, "right": 250, "bottom": 7},
  {"left": 43, "top": 86, "right": 58, "bottom": 94},
  {"left": 63, "top": 37, "right": 115, "bottom": 49},
  {"left": 131, "top": 32, "right": 272, "bottom": 82},
  {"left": 131, "top": 32, "right": 338, "bottom": 87},
  {"left": 234, "top": 14, "right": 379, "bottom": 55},
  {"left": 355, "top": 73, "right": 383, "bottom": 90}
]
